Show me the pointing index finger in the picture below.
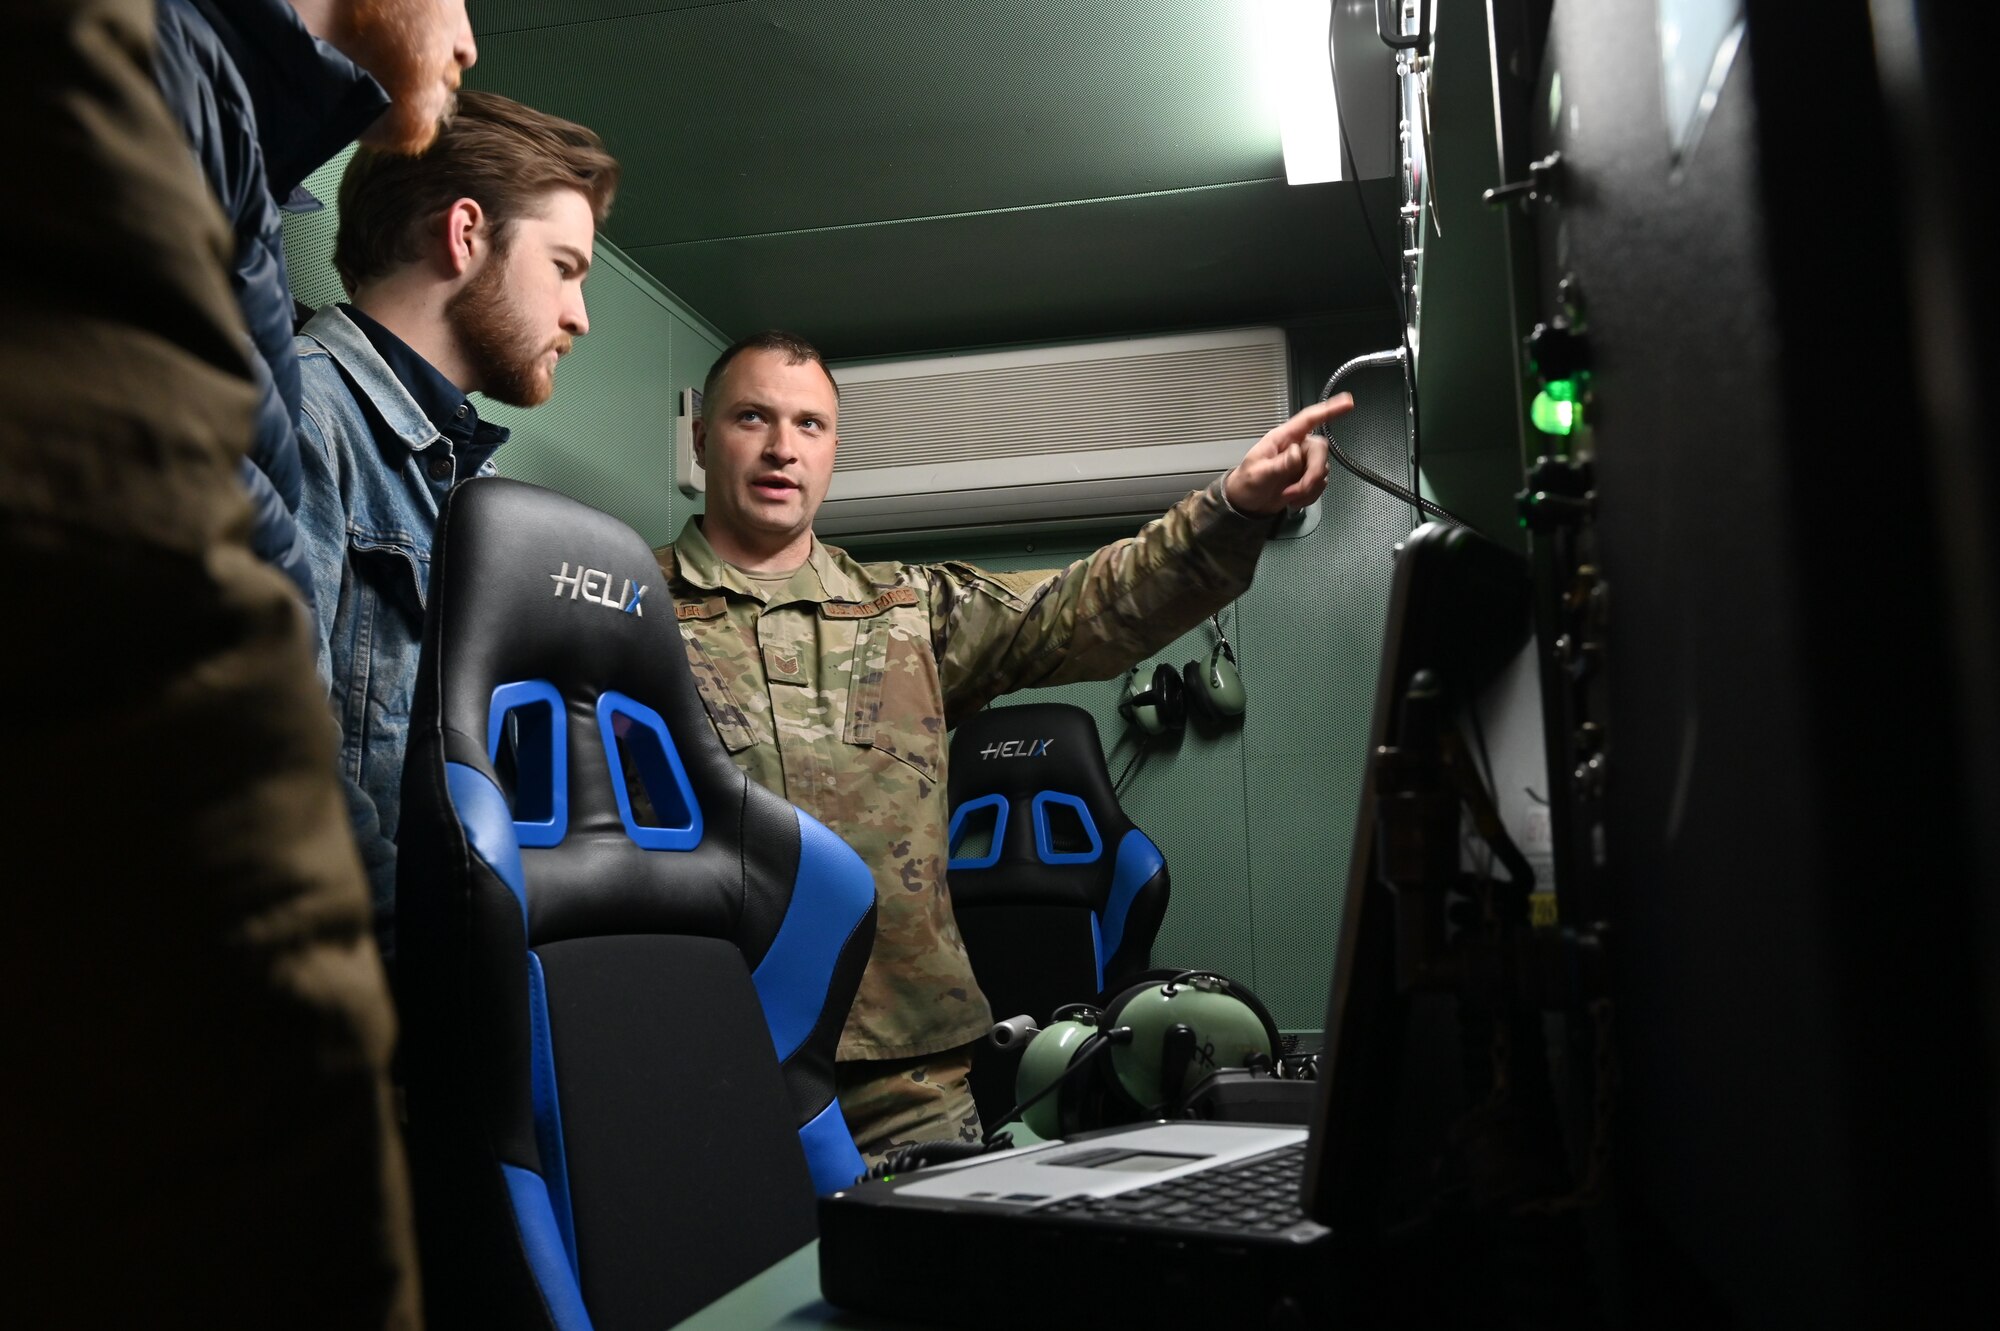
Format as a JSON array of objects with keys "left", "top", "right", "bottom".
[{"left": 1292, "top": 393, "right": 1355, "bottom": 439}]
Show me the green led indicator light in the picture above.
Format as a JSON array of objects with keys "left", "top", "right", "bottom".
[{"left": 1531, "top": 377, "right": 1584, "bottom": 436}]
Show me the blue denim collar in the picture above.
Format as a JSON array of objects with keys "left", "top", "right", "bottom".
[
  {"left": 298, "top": 304, "right": 440, "bottom": 455},
  {"left": 339, "top": 304, "right": 510, "bottom": 464}
]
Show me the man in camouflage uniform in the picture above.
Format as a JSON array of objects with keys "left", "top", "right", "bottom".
[{"left": 655, "top": 330, "right": 1351, "bottom": 1161}]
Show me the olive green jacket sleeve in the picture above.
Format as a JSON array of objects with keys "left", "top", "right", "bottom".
[{"left": 928, "top": 477, "right": 1278, "bottom": 724}]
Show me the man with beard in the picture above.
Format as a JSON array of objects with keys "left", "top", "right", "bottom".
[
  {"left": 296, "top": 91, "right": 620, "bottom": 957},
  {"left": 153, "top": 0, "right": 477, "bottom": 609}
]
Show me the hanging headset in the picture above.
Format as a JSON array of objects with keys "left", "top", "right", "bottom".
[
  {"left": 1118, "top": 662, "right": 1187, "bottom": 737},
  {"left": 1181, "top": 613, "right": 1247, "bottom": 722},
  {"left": 993, "top": 970, "right": 1281, "bottom": 1140}
]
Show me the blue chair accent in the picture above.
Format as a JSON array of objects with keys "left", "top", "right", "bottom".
[
  {"left": 500, "top": 1165, "right": 593, "bottom": 1331},
  {"left": 398, "top": 479, "right": 876, "bottom": 1331},
  {"left": 945, "top": 703, "right": 1171, "bottom": 1129},
  {"left": 1102, "top": 828, "right": 1167, "bottom": 966},
  {"left": 1031, "top": 791, "right": 1103, "bottom": 865},
  {"left": 946, "top": 793, "right": 1010, "bottom": 870},
  {"left": 594, "top": 690, "right": 702, "bottom": 851},
  {"left": 487, "top": 680, "right": 568, "bottom": 848}
]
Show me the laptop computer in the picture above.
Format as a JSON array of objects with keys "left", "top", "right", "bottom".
[{"left": 817, "top": 522, "right": 1533, "bottom": 1328}]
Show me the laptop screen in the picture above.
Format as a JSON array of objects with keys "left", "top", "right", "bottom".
[{"left": 1302, "top": 521, "right": 1534, "bottom": 1232}]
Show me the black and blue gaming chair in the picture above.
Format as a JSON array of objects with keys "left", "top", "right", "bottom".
[
  {"left": 944, "top": 702, "right": 1170, "bottom": 1127},
  {"left": 395, "top": 478, "right": 875, "bottom": 1331}
]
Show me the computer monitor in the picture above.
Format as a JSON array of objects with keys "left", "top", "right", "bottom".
[{"left": 1302, "top": 519, "right": 1534, "bottom": 1231}]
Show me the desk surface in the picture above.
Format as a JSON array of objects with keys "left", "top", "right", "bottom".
[
  {"left": 671, "top": 1125, "right": 1053, "bottom": 1329},
  {"left": 669, "top": 1240, "right": 894, "bottom": 1330}
]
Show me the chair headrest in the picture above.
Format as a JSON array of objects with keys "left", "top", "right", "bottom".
[
  {"left": 410, "top": 477, "right": 779, "bottom": 944},
  {"left": 421, "top": 477, "right": 677, "bottom": 742},
  {"left": 948, "top": 703, "right": 1122, "bottom": 810}
]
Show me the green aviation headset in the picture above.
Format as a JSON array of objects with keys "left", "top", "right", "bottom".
[
  {"left": 999, "top": 970, "right": 1281, "bottom": 1139},
  {"left": 1182, "top": 615, "right": 1246, "bottom": 721},
  {"left": 1120, "top": 616, "right": 1246, "bottom": 736},
  {"left": 1118, "top": 662, "right": 1187, "bottom": 736}
]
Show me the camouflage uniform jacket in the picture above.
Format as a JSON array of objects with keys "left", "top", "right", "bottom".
[{"left": 657, "top": 477, "right": 1276, "bottom": 1060}]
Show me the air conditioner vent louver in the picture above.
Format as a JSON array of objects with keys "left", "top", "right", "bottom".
[
  {"left": 836, "top": 343, "right": 1288, "bottom": 472},
  {"left": 820, "top": 327, "right": 1289, "bottom": 540}
]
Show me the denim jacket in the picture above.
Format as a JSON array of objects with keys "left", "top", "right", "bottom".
[{"left": 295, "top": 305, "right": 503, "bottom": 955}]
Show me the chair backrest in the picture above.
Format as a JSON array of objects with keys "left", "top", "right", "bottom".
[
  {"left": 396, "top": 478, "right": 875, "bottom": 1331},
  {"left": 945, "top": 703, "right": 1169, "bottom": 1126}
]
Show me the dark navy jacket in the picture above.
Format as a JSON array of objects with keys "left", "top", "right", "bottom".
[{"left": 152, "top": 0, "right": 389, "bottom": 607}]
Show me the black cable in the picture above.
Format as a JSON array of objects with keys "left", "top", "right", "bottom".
[
  {"left": 1315, "top": 369, "right": 1480, "bottom": 531},
  {"left": 982, "top": 1027, "right": 1131, "bottom": 1145},
  {"left": 862, "top": 1135, "right": 1012, "bottom": 1182},
  {"left": 1316, "top": 349, "right": 1481, "bottom": 528},
  {"left": 1113, "top": 740, "right": 1151, "bottom": 797},
  {"left": 1330, "top": 9, "right": 1428, "bottom": 531}
]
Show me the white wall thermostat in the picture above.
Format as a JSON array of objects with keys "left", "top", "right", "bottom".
[{"left": 675, "top": 387, "right": 705, "bottom": 497}]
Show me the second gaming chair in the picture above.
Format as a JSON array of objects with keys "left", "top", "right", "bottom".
[
  {"left": 396, "top": 478, "right": 876, "bottom": 1331},
  {"left": 945, "top": 702, "right": 1170, "bottom": 1128}
]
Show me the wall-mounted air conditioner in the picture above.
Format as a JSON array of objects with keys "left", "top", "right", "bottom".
[{"left": 820, "top": 326, "right": 1295, "bottom": 541}]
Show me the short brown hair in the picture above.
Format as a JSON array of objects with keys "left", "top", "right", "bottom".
[
  {"left": 702, "top": 330, "right": 840, "bottom": 420},
  {"left": 334, "top": 90, "right": 620, "bottom": 294}
]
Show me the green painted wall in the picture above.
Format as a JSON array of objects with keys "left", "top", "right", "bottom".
[
  {"left": 283, "top": 150, "right": 1414, "bottom": 1032},
  {"left": 279, "top": 147, "right": 726, "bottom": 547},
  {"left": 840, "top": 314, "right": 1411, "bottom": 1030}
]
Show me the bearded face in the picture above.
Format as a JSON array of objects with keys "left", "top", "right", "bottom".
[
  {"left": 330, "top": 0, "right": 476, "bottom": 155},
  {"left": 443, "top": 231, "right": 572, "bottom": 409}
]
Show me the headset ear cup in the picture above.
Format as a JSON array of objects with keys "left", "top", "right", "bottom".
[
  {"left": 1182, "top": 659, "right": 1214, "bottom": 721},
  {"left": 1055, "top": 1031, "right": 1103, "bottom": 1138},
  {"left": 1168, "top": 970, "right": 1281, "bottom": 1060},
  {"left": 1016, "top": 1010, "right": 1103, "bottom": 1139},
  {"left": 1225, "top": 976, "right": 1283, "bottom": 1061},
  {"left": 1107, "top": 971, "right": 1282, "bottom": 1114},
  {"left": 1119, "top": 663, "right": 1187, "bottom": 736},
  {"left": 1182, "top": 647, "right": 1246, "bottom": 722},
  {"left": 1096, "top": 980, "right": 1162, "bottom": 1119},
  {"left": 1151, "top": 662, "right": 1186, "bottom": 732},
  {"left": 1120, "top": 667, "right": 1160, "bottom": 735},
  {"left": 1207, "top": 642, "right": 1247, "bottom": 717}
]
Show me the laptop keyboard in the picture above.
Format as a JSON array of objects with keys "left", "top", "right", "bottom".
[{"left": 1036, "top": 1143, "right": 1322, "bottom": 1237}]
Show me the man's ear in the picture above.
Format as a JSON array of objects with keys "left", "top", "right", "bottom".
[
  {"left": 443, "top": 197, "right": 486, "bottom": 278},
  {"left": 690, "top": 417, "right": 707, "bottom": 468}
]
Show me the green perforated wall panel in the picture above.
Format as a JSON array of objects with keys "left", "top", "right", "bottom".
[
  {"left": 279, "top": 146, "right": 727, "bottom": 547},
  {"left": 844, "top": 315, "right": 1409, "bottom": 1030}
]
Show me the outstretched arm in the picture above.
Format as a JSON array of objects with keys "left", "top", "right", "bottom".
[{"left": 1222, "top": 393, "right": 1353, "bottom": 516}]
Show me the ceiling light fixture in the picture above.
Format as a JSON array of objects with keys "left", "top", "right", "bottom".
[{"left": 1269, "top": 0, "right": 1343, "bottom": 184}]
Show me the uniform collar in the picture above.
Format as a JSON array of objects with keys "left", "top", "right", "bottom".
[
  {"left": 192, "top": 0, "right": 392, "bottom": 201},
  {"left": 674, "top": 519, "right": 876, "bottom": 605}
]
